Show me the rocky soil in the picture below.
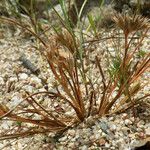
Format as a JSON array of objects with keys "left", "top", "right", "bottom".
[
  {"left": 0, "top": 1, "right": 150, "bottom": 149},
  {"left": 0, "top": 26, "right": 150, "bottom": 150}
]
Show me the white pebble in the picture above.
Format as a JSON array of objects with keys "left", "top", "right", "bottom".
[
  {"left": 0, "top": 77, "right": 4, "bottom": 85},
  {"left": 109, "top": 117, "right": 114, "bottom": 121},
  {"left": 9, "top": 77, "right": 17, "bottom": 82},
  {"left": 59, "top": 136, "right": 67, "bottom": 142},
  {"left": 145, "top": 127, "right": 150, "bottom": 136},
  {"left": 105, "top": 142, "right": 110, "bottom": 148},
  {"left": 130, "top": 117, "right": 135, "bottom": 122},
  {"left": 138, "top": 124, "right": 144, "bottom": 129},
  {"left": 23, "top": 85, "right": 33, "bottom": 93},
  {"left": 19, "top": 73, "right": 28, "bottom": 80},
  {"left": 70, "top": 137, "right": 76, "bottom": 142},
  {"left": 101, "top": 132, "right": 107, "bottom": 137},
  {"left": 0, "top": 143, "right": 4, "bottom": 149},
  {"left": 1, "top": 121, "right": 12, "bottom": 130},
  {"left": 120, "top": 120, "right": 124, "bottom": 125},
  {"left": 111, "top": 146, "right": 116, "bottom": 150},
  {"left": 95, "top": 133, "right": 101, "bottom": 139},
  {"left": 68, "top": 142, "right": 75, "bottom": 148},
  {"left": 110, "top": 124, "right": 117, "bottom": 131},
  {"left": 68, "top": 129, "right": 76, "bottom": 136},
  {"left": 124, "top": 119, "right": 132, "bottom": 125},
  {"left": 89, "top": 135, "right": 95, "bottom": 141},
  {"left": 81, "top": 145, "right": 88, "bottom": 150},
  {"left": 11, "top": 95, "right": 22, "bottom": 106},
  {"left": 137, "top": 120, "right": 145, "bottom": 127},
  {"left": 38, "top": 88, "right": 46, "bottom": 92},
  {"left": 53, "top": 102, "right": 58, "bottom": 107},
  {"left": 136, "top": 128, "right": 143, "bottom": 132},
  {"left": 128, "top": 133, "right": 135, "bottom": 138},
  {"left": 122, "top": 113, "right": 128, "bottom": 118},
  {"left": 30, "top": 76, "right": 41, "bottom": 84}
]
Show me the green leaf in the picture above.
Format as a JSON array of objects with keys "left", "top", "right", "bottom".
[{"left": 87, "top": 14, "right": 97, "bottom": 36}]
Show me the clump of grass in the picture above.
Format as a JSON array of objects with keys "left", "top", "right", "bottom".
[
  {"left": 0, "top": 3, "right": 149, "bottom": 141},
  {"left": 111, "top": 14, "right": 149, "bottom": 95},
  {"left": 102, "top": 14, "right": 150, "bottom": 114}
]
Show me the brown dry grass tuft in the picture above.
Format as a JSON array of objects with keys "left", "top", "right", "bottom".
[{"left": 0, "top": 13, "right": 149, "bottom": 140}]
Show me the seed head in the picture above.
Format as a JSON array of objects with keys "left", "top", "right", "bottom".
[{"left": 112, "top": 13, "right": 149, "bottom": 35}]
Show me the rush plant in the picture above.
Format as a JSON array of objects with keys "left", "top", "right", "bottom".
[{"left": 0, "top": 2, "right": 149, "bottom": 141}]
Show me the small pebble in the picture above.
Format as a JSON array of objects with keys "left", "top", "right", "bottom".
[
  {"left": 30, "top": 76, "right": 41, "bottom": 84},
  {"left": 105, "top": 142, "right": 110, "bottom": 148},
  {"left": 68, "top": 130, "right": 76, "bottom": 136},
  {"left": 99, "top": 138, "right": 106, "bottom": 146},
  {"left": 11, "top": 95, "right": 22, "bottom": 106},
  {"left": 137, "top": 120, "right": 145, "bottom": 127},
  {"left": 125, "top": 119, "right": 132, "bottom": 125},
  {"left": 138, "top": 132, "right": 146, "bottom": 139},
  {"left": 145, "top": 127, "right": 150, "bottom": 136},
  {"left": 59, "top": 136, "right": 67, "bottom": 142},
  {"left": 68, "top": 142, "right": 75, "bottom": 148},
  {"left": 81, "top": 145, "right": 88, "bottom": 150},
  {"left": 109, "top": 117, "right": 114, "bottom": 121},
  {"left": 23, "top": 85, "right": 34, "bottom": 93},
  {"left": 9, "top": 77, "right": 17, "bottom": 82},
  {"left": 110, "top": 124, "right": 117, "bottom": 131},
  {"left": 19, "top": 73, "right": 28, "bottom": 80},
  {"left": 0, "top": 77, "right": 4, "bottom": 85},
  {"left": 122, "top": 113, "right": 128, "bottom": 119}
]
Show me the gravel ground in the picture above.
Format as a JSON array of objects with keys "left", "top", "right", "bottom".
[{"left": 0, "top": 30, "right": 150, "bottom": 150}]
